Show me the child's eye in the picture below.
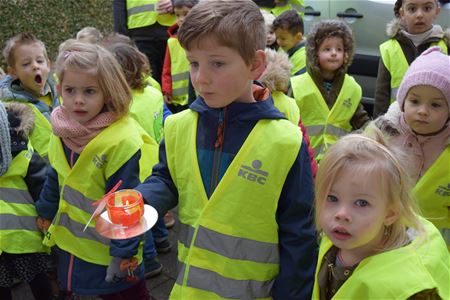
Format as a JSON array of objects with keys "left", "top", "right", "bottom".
[
  {"left": 407, "top": 98, "right": 419, "bottom": 105},
  {"left": 355, "top": 199, "right": 369, "bottom": 207},
  {"left": 22, "top": 62, "right": 30, "bottom": 67},
  {"left": 85, "top": 88, "right": 96, "bottom": 95},
  {"left": 326, "top": 195, "right": 338, "bottom": 202},
  {"left": 431, "top": 102, "right": 442, "bottom": 108},
  {"left": 407, "top": 7, "right": 416, "bottom": 13},
  {"left": 64, "top": 87, "right": 74, "bottom": 94},
  {"left": 211, "top": 61, "right": 224, "bottom": 68},
  {"left": 189, "top": 61, "right": 199, "bottom": 69}
]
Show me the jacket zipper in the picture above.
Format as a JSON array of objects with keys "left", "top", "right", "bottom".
[{"left": 209, "top": 108, "right": 226, "bottom": 195}]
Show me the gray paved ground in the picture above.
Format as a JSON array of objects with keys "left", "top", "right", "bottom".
[{"left": 11, "top": 210, "right": 179, "bottom": 300}]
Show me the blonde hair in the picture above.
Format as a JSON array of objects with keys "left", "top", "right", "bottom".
[
  {"left": 178, "top": 0, "right": 265, "bottom": 65},
  {"left": 55, "top": 40, "right": 131, "bottom": 118},
  {"left": 2, "top": 32, "right": 48, "bottom": 67},
  {"left": 315, "top": 132, "right": 426, "bottom": 252},
  {"left": 76, "top": 26, "right": 103, "bottom": 44}
]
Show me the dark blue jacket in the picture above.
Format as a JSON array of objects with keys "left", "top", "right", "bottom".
[
  {"left": 136, "top": 87, "right": 318, "bottom": 299},
  {"left": 36, "top": 142, "right": 145, "bottom": 295}
]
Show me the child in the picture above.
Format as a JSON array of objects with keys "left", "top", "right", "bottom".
[
  {"left": 374, "top": 0, "right": 449, "bottom": 117},
  {"left": 313, "top": 133, "right": 449, "bottom": 299},
  {"left": 261, "top": 9, "right": 278, "bottom": 50},
  {"left": 371, "top": 46, "right": 450, "bottom": 249},
  {"left": 134, "top": 0, "right": 317, "bottom": 298},
  {"left": 162, "top": 0, "right": 198, "bottom": 113},
  {"left": 35, "top": 41, "right": 159, "bottom": 299},
  {"left": 272, "top": 9, "right": 306, "bottom": 75},
  {"left": 290, "top": 20, "right": 369, "bottom": 162},
  {"left": 76, "top": 26, "right": 104, "bottom": 44},
  {"left": 104, "top": 41, "right": 172, "bottom": 277},
  {"left": 1, "top": 32, "right": 59, "bottom": 159},
  {"left": 258, "top": 47, "right": 317, "bottom": 177},
  {"left": 0, "top": 102, "right": 53, "bottom": 300}
]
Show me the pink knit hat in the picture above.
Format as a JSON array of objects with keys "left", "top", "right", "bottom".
[{"left": 397, "top": 46, "right": 450, "bottom": 111}]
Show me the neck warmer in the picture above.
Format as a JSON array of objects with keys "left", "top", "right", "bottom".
[
  {"left": 0, "top": 102, "right": 12, "bottom": 175},
  {"left": 51, "top": 106, "right": 117, "bottom": 154}
]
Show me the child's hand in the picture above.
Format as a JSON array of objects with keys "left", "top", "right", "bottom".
[
  {"left": 156, "top": 0, "right": 173, "bottom": 14},
  {"left": 36, "top": 217, "right": 51, "bottom": 232},
  {"left": 163, "top": 94, "right": 172, "bottom": 105},
  {"left": 105, "top": 257, "right": 138, "bottom": 283}
]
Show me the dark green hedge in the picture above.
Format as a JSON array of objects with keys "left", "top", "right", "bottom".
[{"left": 0, "top": 0, "right": 113, "bottom": 70}]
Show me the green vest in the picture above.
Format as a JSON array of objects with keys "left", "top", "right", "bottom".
[
  {"left": 0, "top": 147, "right": 48, "bottom": 255},
  {"left": 290, "top": 46, "right": 306, "bottom": 75},
  {"left": 146, "top": 75, "right": 162, "bottom": 92},
  {"left": 130, "top": 86, "right": 164, "bottom": 143},
  {"left": 165, "top": 110, "right": 302, "bottom": 299},
  {"left": 413, "top": 146, "right": 450, "bottom": 250},
  {"left": 272, "top": 90, "right": 300, "bottom": 125},
  {"left": 43, "top": 117, "right": 158, "bottom": 265},
  {"left": 261, "top": 0, "right": 304, "bottom": 17},
  {"left": 313, "top": 218, "right": 450, "bottom": 299},
  {"left": 167, "top": 37, "right": 189, "bottom": 107},
  {"left": 380, "top": 39, "right": 448, "bottom": 103},
  {"left": 126, "top": 0, "right": 176, "bottom": 29},
  {"left": 291, "top": 73, "right": 361, "bottom": 162}
]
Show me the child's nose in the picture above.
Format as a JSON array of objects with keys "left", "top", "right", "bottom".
[
  {"left": 335, "top": 207, "right": 351, "bottom": 222},
  {"left": 194, "top": 67, "right": 209, "bottom": 85}
]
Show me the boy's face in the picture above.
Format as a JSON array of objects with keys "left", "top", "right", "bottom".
[
  {"left": 403, "top": 85, "right": 449, "bottom": 135},
  {"left": 186, "top": 37, "right": 265, "bottom": 108},
  {"left": 8, "top": 42, "right": 50, "bottom": 95},
  {"left": 400, "top": 0, "right": 440, "bottom": 34},
  {"left": 266, "top": 25, "right": 277, "bottom": 47},
  {"left": 175, "top": 6, "right": 191, "bottom": 27},
  {"left": 274, "top": 28, "right": 302, "bottom": 52},
  {"left": 318, "top": 37, "right": 347, "bottom": 80}
]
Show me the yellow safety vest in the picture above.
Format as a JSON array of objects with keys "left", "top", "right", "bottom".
[
  {"left": 289, "top": 46, "right": 306, "bottom": 75},
  {"left": 43, "top": 117, "right": 158, "bottom": 265},
  {"left": 413, "top": 146, "right": 450, "bottom": 250},
  {"left": 126, "top": 0, "right": 176, "bottom": 29},
  {"left": 379, "top": 39, "right": 448, "bottom": 103},
  {"left": 313, "top": 218, "right": 450, "bottom": 299},
  {"left": 146, "top": 75, "right": 162, "bottom": 92},
  {"left": 260, "top": 0, "right": 304, "bottom": 17},
  {"left": 0, "top": 147, "right": 48, "bottom": 255},
  {"left": 272, "top": 90, "right": 300, "bottom": 125},
  {"left": 167, "top": 37, "right": 189, "bottom": 107},
  {"left": 130, "top": 86, "right": 164, "bottom": 143},
  {"left": 291, "top": 73, "right": 361, "bottom": 162},
  {"left": 165, "top": 110, "right": 302, "bottom": 299}
]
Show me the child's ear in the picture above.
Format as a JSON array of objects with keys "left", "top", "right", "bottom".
[
  {"left": 384, "top": 206, "right": 399, "bottom": 227},
  {"left": 56, "top": 83, "right": 62, "bottom": 95},
  {"left": 250, "top": 49, "right": 266, "bottom": 80},
  {"left": 7, "top": 66, "right": 17, "bottom": 78},
  {"left": 296, "top": 32, "right": 303, "bottom": 42}
]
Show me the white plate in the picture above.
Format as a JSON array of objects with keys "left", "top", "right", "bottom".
[{"left": 95, "top": 204, "right": 158, "bottom": 239}]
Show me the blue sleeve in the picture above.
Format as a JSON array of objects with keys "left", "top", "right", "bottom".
[
  {"left": 109, "top": 150, "right": 144, "bottom": 258},
  {"left": 135, "top": 138, "right": 178, "bottom": 217},
  {"left": 36, "top": 166, "right": 60, "bottom": 220},
  {"left": 272, "top": 139, "right": 318, "bottom": 300},
  {"left": 162, "top": 103, "right": 172, "bottom": 124}
]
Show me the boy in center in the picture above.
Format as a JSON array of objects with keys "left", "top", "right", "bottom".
[{"left": 134, "top": 0, "right": 317, "bottom": 298}]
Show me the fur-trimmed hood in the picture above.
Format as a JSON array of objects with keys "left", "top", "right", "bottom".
[
  {"left": 306, "top": 20, "right": 355, "bottom": 78},
  {"left": 259, "top": 48, "right": 292, "bottom": 93},
  {"left": 4, "top": 102, "right": 35, "bottom": 139},
  {"left": 385, "top": 17, "right": 450, "bottom": 45}
]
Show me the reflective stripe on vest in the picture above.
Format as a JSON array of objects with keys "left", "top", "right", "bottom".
[
  {"left": 290, "top": 46, "right": 306, "bottom": 75},
  {"left": 291, "top": 73, "right": 361, "bottom": 162},
  {"left": 312, "top": 218, "right": 450, "bottom": 299},
  {"left": 126, "top": 0, "right": 176, "bottom": 29},
  {"left": 167, "top": 37, "right": 189, "bottom": 106},
  {"left": 380, "top": 39, "right": 448, "bottom": 103},
  {"left": 0, "top": 148, "right": 48, "bottom": 254},
  {"left": 272, "top": 91, "right": 300, "bottom": 125},
  {"left": 413, "top": 146, "right": 450, "bottom": 247},
  {"left": 44, "top": 117, "right": 156, "bottom": 265},
  {"left": 130, "top": 86, "right": 164, "bottom": 143},
  {"left": 165, "top": 110, "right": 302, "bottom": 298}
]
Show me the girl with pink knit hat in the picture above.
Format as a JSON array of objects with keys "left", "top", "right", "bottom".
[{"left": 370, "top": 46, "right": 450, "bottom": 250}]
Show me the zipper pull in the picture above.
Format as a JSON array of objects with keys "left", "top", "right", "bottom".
[{"left": 215, "top": 109, "right": 224, "bottom": 148}]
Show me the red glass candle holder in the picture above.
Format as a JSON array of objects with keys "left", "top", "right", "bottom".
[{"left": 106, "top": 190, "right": 144, "bottom": 227}]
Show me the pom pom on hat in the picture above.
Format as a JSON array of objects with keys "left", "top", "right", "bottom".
[{"left": 397, "top": 46, "right": 450, "bottom": 111}]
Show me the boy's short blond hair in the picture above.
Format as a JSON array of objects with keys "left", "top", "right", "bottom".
[
  {"left": 178, "top": 0, "right": 265, "bottom": 65},
  {"left": 2, "top": 32, "right": 48, "bottom": 67}
]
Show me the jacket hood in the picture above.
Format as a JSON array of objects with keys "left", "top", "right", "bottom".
[
  {"left": 386, "top": 17, "right": 450, "bottom": 42},
  {"left": 190, "top": 83, "right": 285, "bottom": 122},
  {"left": 167, "top": 23, "right": 179, "bottom": 38},
  {"left": 4, "top": 102, "right": 35, "bottom": 139},
  {"left": 259, "top": 48, "right": 292, "bottom": 93},
  {"left": 306, "top": 20, "right": 355, "bottom": 78}
]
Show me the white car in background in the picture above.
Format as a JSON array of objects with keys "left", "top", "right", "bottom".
[{"left": 303, "top": 0, "right": 450, "bottom": 115}]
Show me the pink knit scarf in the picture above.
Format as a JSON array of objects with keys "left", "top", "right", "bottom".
[{"left": 51, "top": 106, "right": 117, "bottom": 153}]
